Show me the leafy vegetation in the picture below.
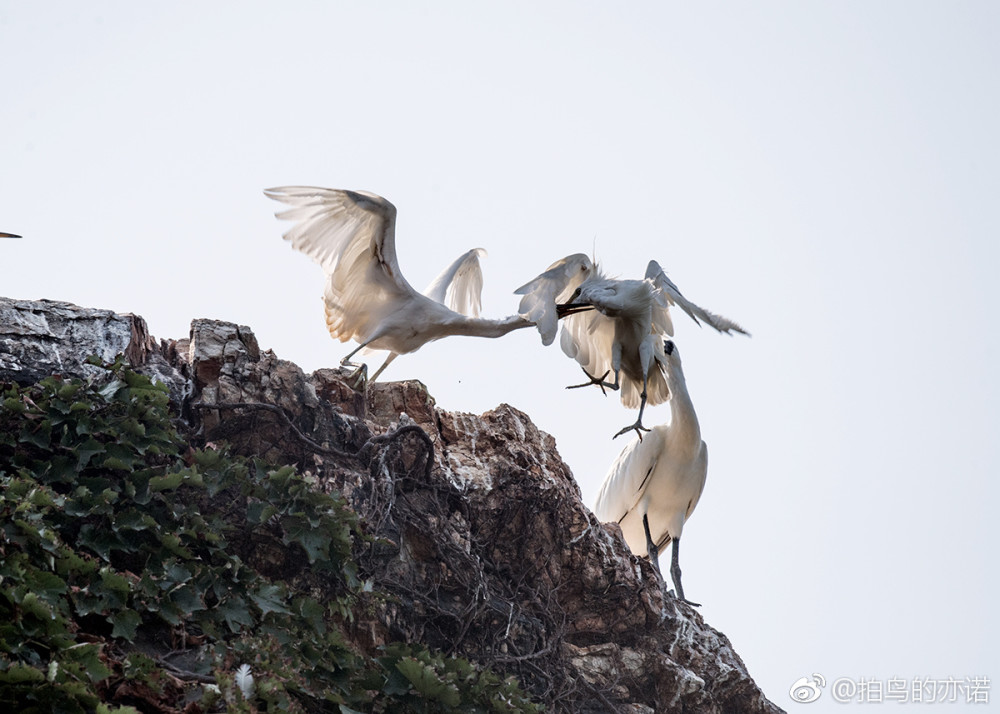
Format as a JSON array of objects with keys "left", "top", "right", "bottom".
[{"left": 0, "top": 358, "right": 539, "bottom": 713}]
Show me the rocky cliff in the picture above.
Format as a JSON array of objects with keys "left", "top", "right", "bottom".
[{"left": 0, "top": 297, "right": 782, "bottom": 713}]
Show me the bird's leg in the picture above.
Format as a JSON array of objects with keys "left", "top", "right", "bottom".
[
  {"left": 643, "top": 513, "right": 662, "bottom": 577},
  {"left": 670, "top": 538, "right": 700, "bottom": 607},
  {"left": 368, "top": 352, "right": 398, "bottom": 383},
  {"left": 340, "top": 341, "right": 368, "bottom": 367},
  {"left": 339, "top": 342, "right": 371, "bottom": 391},
  {"left": 613, "top": 376, "right": 651, "bottom": 440},
  {"left": 566, "top": 366, "right": 619, "bottom": 395}
]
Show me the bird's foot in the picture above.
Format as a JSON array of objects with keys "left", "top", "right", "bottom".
[
  {"left": 566, "top": 368, "right": 617, "bottom": 395},
  {"left": 340, "top": 361, "right": 368, "bottom": 392},
  {"left": 613, "top": 421, "right": 650, "bottom": 441},
  {"left": 664, "top": 587, "right": 700, "bottom": 607},
  {"left": 674, "top": 594, "right": 701, "bottom": 607}
]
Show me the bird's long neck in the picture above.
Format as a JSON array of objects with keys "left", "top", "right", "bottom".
[
  {"left": 665, "top": 363, "right": 701, "bottom": 456},
  {"left": 446, "top": 314, "right": 534, "bottom": 338}
]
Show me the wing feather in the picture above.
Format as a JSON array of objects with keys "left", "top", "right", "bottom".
[
  {"left": 423, "top": 248, "right": 486, "bottom": 317},
  {"left": 593, "top": 428, "right": 665, "bottom": 524},
  {"left": 645, "top": 260, "right": 749, "bottom": 336},
  {"left": 266, "top": 186, "right": 421, "bottom": 344},
  {"left": 559, "top": 309, "right": 616, "bottom": 383},
  {"left": 515, "top": 253, "right": 596, "bottom": 345}
]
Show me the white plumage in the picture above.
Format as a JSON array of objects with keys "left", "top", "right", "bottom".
[
  {"left": 593, "top": 339, "right": 706, "bottom": 604},
  {"left": 556, "top": 259, "right": 748, "bottom": 438},
  {"left": 266, "top": 186, "right": 532, "bottom": 381},
  {"left": 514, "top": 253, "right": 596, "bottom": 346},
  {"left": 235, "top": 663, "right": 254, "bottom": 699}
]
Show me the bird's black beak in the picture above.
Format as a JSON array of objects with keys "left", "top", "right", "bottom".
[
  {"left": 556, "top": 302, "right": 594, "bottom": 319},
  {"left": 664, "top": 339, "right": 675, "bottom": 355}
]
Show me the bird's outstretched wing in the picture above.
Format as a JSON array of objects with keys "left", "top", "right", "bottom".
[
  {"left": 559, "top": 308, "right": 616, "bottom": 382},
  {"left": 593, "top": 427, "right": 665, "bottom": 525},
  {"left": 266, "top": 186, "right": 422, "bottom": 344},
  {"left": 645, "top": 260, "right": 749, "bottom": 336},
  {"left": 423, "top": 248, "right": 486, "bottom": 317},
  {"left": 515, "top": 253, "right": 595, "bottom": 345},
  {"left": 265, "top": 186, "right": 413, "bottom": 290}
]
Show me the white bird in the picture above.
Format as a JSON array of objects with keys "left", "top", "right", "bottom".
[
  {"left": 557, "top": 259, "right": 747, "bottom": 438},
  {"left": 593, "top": 339, "right": 706, "bottom": 604},
  {"left": 265, "top": 186, "right": 533, "bottom": 381}
]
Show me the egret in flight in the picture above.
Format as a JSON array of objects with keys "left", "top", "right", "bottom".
[
  {"left": 266, "top": 186, "right": 532, "bottom": 381},
  {"left": 593, "top": 339, "right": 706, "bottom": 605},
  {"left": 557, "top": 259, "right": 747, "bottom": 438}
]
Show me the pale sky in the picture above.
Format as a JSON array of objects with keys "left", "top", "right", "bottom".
[{"left": 2, "top": 3, "right": 998, "bottom": 710}]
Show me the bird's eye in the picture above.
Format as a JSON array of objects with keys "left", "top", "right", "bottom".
[{"left": 572, "top": 288, "right": 581, "bottom": 298}]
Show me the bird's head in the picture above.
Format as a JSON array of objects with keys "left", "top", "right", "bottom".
[
  {"left": 662, "top": 338, "right": 684, "bottom": 367},
  {"left": 555, "top": 279, "right": 615, "bottom": 318}
]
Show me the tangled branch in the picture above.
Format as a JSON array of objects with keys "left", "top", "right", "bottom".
[{"left": 193, "top": 401, "right": 356, "bottom": 458}]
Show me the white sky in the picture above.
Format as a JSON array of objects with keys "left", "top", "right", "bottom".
[{"left": 2, "top": 2, "right": 997, "bottom": 710}]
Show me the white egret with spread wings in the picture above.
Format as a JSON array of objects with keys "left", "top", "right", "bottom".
[{"left": 266, "top": 186, "right": 532, "bottom": 381}]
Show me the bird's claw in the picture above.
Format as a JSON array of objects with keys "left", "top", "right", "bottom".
[
  {"left": 668, "top": 591, "right": 701, "bottom": 607},
  {"left": 566, "top": 368, "right": 616, "bottom": 395},
  {"left": 613, "top": 422, "right": 650, "bottom": 441},
  {"left": 340, "top": 361, "right": 368, "bottom": 392}
]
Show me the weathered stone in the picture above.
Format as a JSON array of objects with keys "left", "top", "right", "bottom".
[{"left": 0, "top": 297, "right": 152, "bottom": 383}]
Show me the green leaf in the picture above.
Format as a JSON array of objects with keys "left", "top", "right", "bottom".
[
  {"left": 26, "top": 569, "right": 68, "bottom": 600},
  {"left": 64, "top": 642, "right": 113, "bottom": 683},
  {"left": 75, "top": 437, "right": 106, "bottom": 470},
  {"left": 246, "top": 500, "right": 279, "bottom": 525},
  {"left": 281, "top": 514, "right": 331, "bottom": 563},
  {"left": 0, "top": 662, "right": 46, "bottom": 684},
  {"left": 3, "top": 396, "right": 27, "bottom": 413},
  {"left": 19, "top": 420, "right": 52, "bottom": 448},
  {"left": 396, "top": 657, "right": 462, "bottom": 707},
  {"left": 148, "top": 471, "right": 184, "bottom": 492},
  {"left": 250, "top": 583, "right": 292, "bottom": 616},
  {"left": 215, "top": 596, "right": 253, "bottom": 632},
  {"left": 296, "top": 597, "right": 327, "bottom": 635},
  {"left": 109, "top": 609, "right": 141, "bottom": 640}
]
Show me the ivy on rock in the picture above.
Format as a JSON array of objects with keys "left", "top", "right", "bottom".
[{"left": 0, "top": 358, "right": 539, "bottom": 713}]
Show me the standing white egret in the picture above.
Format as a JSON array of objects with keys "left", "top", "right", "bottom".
[
  {"left": 557, "top": 259, "right": 747, "bottom": 438},
  {"left": 593, "top": 339, "right": 706, "bottom": 605},
  {"left": 265, "top": 186, "right": 533, "bottom": 381}
]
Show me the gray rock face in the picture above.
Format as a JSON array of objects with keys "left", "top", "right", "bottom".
[
  {"left": 0, "top": 297, "right": 783, "bottom": 714},
  {"left": 0, "top": 298, "right": 147, "bottom": 383}
]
